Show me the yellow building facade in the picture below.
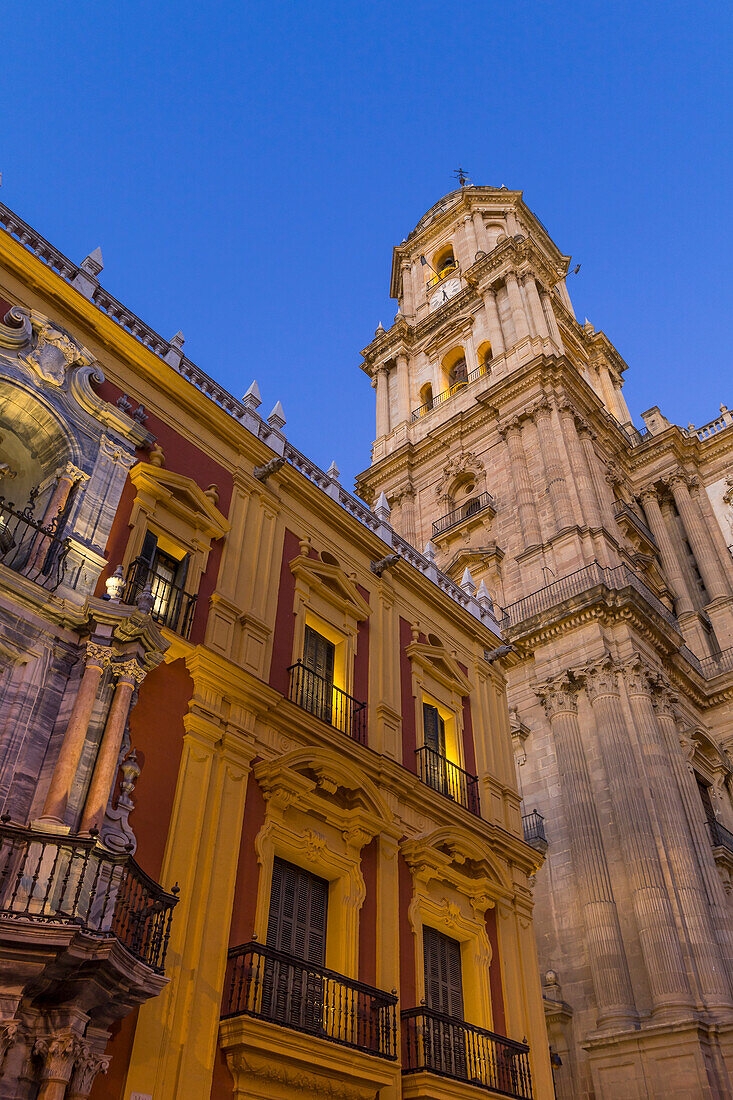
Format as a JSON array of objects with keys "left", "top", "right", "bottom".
[{"left": 0, "top": 199, "right": 554, "bottom": 1099}]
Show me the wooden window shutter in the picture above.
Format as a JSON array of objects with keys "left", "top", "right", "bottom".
[
  {"left": 697, "top": 776, "right": 717, "bottom": 828},
  {"left": 303, "top": 625, "right": 335, "bottom": 684},
  {"left": 139, "top": 529, "right": 159, "bottom": 569},
  {"left": 423, "top": 703, "right": 446, "bottom": 756},
  {"left": 267, "top": 858, "right": 328, "bottom": 966},
  {"left": 423, "top": 925, "right": 464, "bottom": 1019}
]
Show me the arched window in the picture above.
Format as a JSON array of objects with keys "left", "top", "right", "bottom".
[
  {"left": 419, "top": 383, "right": 434, "bottom": 415},
  {"left": 477, "top": 341, "right": 493, "bottom": 376}
]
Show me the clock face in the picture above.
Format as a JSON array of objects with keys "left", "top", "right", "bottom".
[{"left": 429, "top": 277, "right": 461, "bottom": 311}]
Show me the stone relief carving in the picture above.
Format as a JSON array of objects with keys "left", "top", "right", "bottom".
[{"left": 23, "top": 316, "right": 92, "bottom": 386}]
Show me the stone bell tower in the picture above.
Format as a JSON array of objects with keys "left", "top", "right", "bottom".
[{"left": 356, "top": 185, "right": 733, "bottom": 1099}]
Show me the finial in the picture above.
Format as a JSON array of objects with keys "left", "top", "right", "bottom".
[
  {"left": 80, "top": 247, "right": 104, "bottom": 277},
  {"left": 477, "top": 580, "right": 494, "bottom": 610},
  {"left": 327, "top": 460, "right": 340, "bottom": 481},
  {"left": 136, "top": 580, "right": 154, "bottom": 614},
  {"left": 105, "top": 564, "right": 125, "bottom": 602},
  {"left": 423, "top": 540, "right": 436, "bottom": 562},
  {"left": 375, "top": 321, "right": 385, "bottom": 336},
  {"left": 149, "top": 442, "right": 165, "bottom": 468},
  {"left": 242, "top": 380, "right": 262, "bottom": 410},
  {"left": 460, "top": 566, "right": 477, "bottom": 596},
  {"left": 374, "top": 491, "right": 391, "bottom": 523},
  {"left": 268, "top": 400, "right": 286, "bottom": 431},
  {"left": 169, "top": 331, "right": 185, "bottom": 350}
]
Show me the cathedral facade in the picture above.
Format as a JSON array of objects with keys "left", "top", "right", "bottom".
[{"left": 355, "top": 186, "right": 733, "bottom": 1098}]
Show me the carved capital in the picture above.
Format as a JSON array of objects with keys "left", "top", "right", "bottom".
[
  {"left": 535, "top": 675, "right": 581, "bottom": 719},
  {"left": 531, "top": 398, "right": 554, "bottom": 423},
  {"left": 113, "top": 659, "right": 146, "bottom": 686},
  {"left": 638, "top": 486, "right": 659, "bottom": 506},
  {"left": 622, "top": 655, "right": 655, "bottom": 696},
  {"left": 84, "top": 642, "right": 113, "bottom": 670},
  {"left": 33, "top": 1033, "right": 84, "bottom": 1082},
  {"left": 583, "top": 656, "right": 620, "bottom": 702},
  {"left": 68, "top": 1045, "right": 110, "bottom": 1096}
]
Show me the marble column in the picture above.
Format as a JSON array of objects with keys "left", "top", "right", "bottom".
[
  {"left": 505, "top": 273, "right": 530, "bottom": 342},
  {"left": 375, "top": 366, "right": 390, "bottom": 438},
  {"left": 80, "top": 661, "right": 144, "bottom": 833},
  {"left": 39, "top": 642, "right": 111, "bottom": 824},
  {"left": 651, "top": 686, "right": 733, "bottom": 987},
  {"left": 559, "top": 407, "right": 601, "bottom": 531},
  {"left": 532, "top": 401, "right": 574, "bottom": 532},
  {"left": 639, "top": 488, "right": 695, "bottom": 615},
  {"left": 482, "top": 289, "right": 505, "bottom": 356},
  {"left": 536, "top": 677, "right": 637, "bottom": 1027},
  {"left": 502, "top": 418, "right": 541, "bottom": 548},
  {"left": 395, "top": 352, "right": 410, "bottom": 425},
  {"left": 625, "top": 658, "right": 732, "bottom": 1011},
  {"left": 523, "top": 276, "right": 550, "bottom": 339},
  {"left": 669, "top": 473, "right": 728, "bottom": 602},
  {"left": 28, "top": 463, "right": 86, "bottom": 571},
  {"left": 584, "top": 657, "right": 693, "bottom": 1017}
]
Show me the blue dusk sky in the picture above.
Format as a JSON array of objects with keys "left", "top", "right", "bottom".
[{"left": 1, "top": 1, "right": 731, "bottom": 491}]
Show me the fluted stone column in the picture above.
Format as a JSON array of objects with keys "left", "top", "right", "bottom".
[
  {"left": 39, "top": 643, "right": 111, "bottom": 824},
  {"left": 400, "top": 487, "right": 417, "bottom": 547},
  {"left": 505, "top": 273, "right": 530, "bottom": 342},
  {"left": 375, "top": 366, "right": 390, "bottom": 438},
  {"left": 523, "top": 276, "right": 550, "bottom": 339},
  {"left": 639, "top": 487, "right": 696, "bottom": 615},
  {"left": 651, "top": 687, "right": 733, "bottom": 987},
  {"left": 533, "top": 401, "right": 574, "bottom": 532},
  {"left": 502, "top": 418, "right": 541, "bottom": 548},
  {"left": 541, "top": 289, "right": 563, "bottom": 347},
  {"left": 536, "top": 677, "right": 637, "bottom": 1027},
  {"left": 691, "top": 478, "right": 733, "bottom": 593},
  {"left": 482, "top": 289, "right": 505, "bottom": 356},
  {"left": 625, "top": 659, "right": 733, "bottom": 1012},
  {"left": 80, "top": 661, "right": 145, "bottom": 833},
  {"left": 559, "top": 407, "right": 602, "bottom": 530},
  {"left": 395, "top": 352, "right": 410, "bottom": 425},
  {"left": 472, "top": 210, "right": 486, "bottom": 254},
  {"left": 669, "top": 472, "right": 728, "bottom": 602},
  {"left": 579, "top": 424, "right": 616, "bottom": 530},
  {"left": 584, "top": 657, "right": 694, "bottom": 1017},
  {"left": 462, "top": 214, "right": 478, "bottom": 263}
]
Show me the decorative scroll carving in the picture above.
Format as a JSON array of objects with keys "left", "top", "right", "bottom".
[
  {"left": 583, "top": 656, "right": 621, "bottom": 701},
  {"left": 535, "top": 674, "right": 581, "bottom": 719}
]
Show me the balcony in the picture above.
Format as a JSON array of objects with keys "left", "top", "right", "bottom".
[
  {"left": 521, "top": 810, "right": 548, "bottom": 853},
  {"left": 613, "top": 500, "right": 658, "bottom": 549},
  {"left": 425, "top": 262, "right": 459, "bottom": 291},
  {"left": 498, "top": 561, "right": 678, "bottom": 634},
  {"left": 223, "top": 941, "right": 397, "bottom": 1058},
  {"left": 122, "top": 557, "right": 197, "bottom": 638},
  {"left": 432, "top": 492, "right": 496, "bottom": 539},
  {"left": 698, "top": 647, "right": 733, "bottom": 678},
  {"left": 0, "top": 821, "right": 178, "bottom": 972},
  {"left": 288, "top": 660, "right": 367, "bottom": 744},
  {"left": 412, "top": 363, "right": 490, "bottom": 421},
  {"left": 0, "top": 494, "right": 70, "bottom": 592},
  {"left": 706, "top": 819, "right": 733, "bottom": 856},
  {"left": 416, "top": 745, "right": 480, "bottom": 816},
  {"left": 402, "top": 1008, "right": 533, "bottom": 1098}
]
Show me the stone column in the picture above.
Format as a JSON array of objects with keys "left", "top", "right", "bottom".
[
  {"left": 400, "top": 487, "right": 417, "bottom": 547},
  {"left": 67, "top": 1047, "right": 110, "bottom": 1100},
  {"left": 669, "top": 472, "right": 728, "bottom": 602},
  {"left": 472, "top": 210, "right": 486, "bottom": 255},
  {"left": 482, "top": 289, "right": 505, "bottom": 356},
  {"left": 597, "top": 364, "right": 621, "bottom": 420},
  {"left": 80, "top": 661, "right": 145, "bottom": 833},
  {"left": 690, "top": 478, "right": 733, "bottom": 592},
  {"left": 579, "top": 425, "right": 615, "bottom": 529},
  {"left": 395, "top": 352, "right": 410, "bottom": 425},
  {"left": 39, "top": 643, "right": 111, "bottom": 824},
  {"left": 651, "top": 687, "right": 733, "bottom": 986},
  {"left": 536, "top": 677, "right": 637, "bottom": 1027},
  {"left": 532, "top": 401, "right": 574, "bottom": 532},
  {"left": 462, "top": 214, "right": 478, "bottom": 262},
  {"left": 584, "top": 657, "right": 693, "bottom": 1017},
  {"left": 375, "top": 366, "right": 390, "bottom": 438},
  {"left": 639, "top": 488, "right": 695, "bottom": 615},
  {"left": 28, "top": 463, "right": 86, "bottom": 570},
  {"left": 559, "top": 407, "right": 601, "bottom": 530},
  {"left": 523, "top": 276, "right": 550, "bottom": 339},
  {"left": 625, "top": 659, "right": 733, "bottom": 1012},
  {"left": 502, "top": 418, "right": 541, "bottom": 548},
  {"left": 505, "top": 273, "right": 530, "bottom": 342},
  {"left": 34, "top": 1034, "right": 80, "bottom": 1100},
  {"left": 541, "top": 289, "right": 563, "bottom": 347},
  {"left": 430, "top": 356, "right": 443, "bottom": 398}
]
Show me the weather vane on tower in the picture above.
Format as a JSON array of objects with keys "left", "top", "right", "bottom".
[{"left": 454, "top": 167, "right": 471, "bottom": 187}]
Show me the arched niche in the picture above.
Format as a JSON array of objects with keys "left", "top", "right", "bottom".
[{"left": 0, "top": 379, "right": 73, "bottom": 517}]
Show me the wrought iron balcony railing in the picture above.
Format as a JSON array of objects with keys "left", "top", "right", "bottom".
[
  {"left": 498, "top": 561, "right": 678, "bottom": 633},
  {"left": 411, "top": 363, "right": 490, "bottom": 421},
  {"left": 0, "top": 495, "right": 70, "bottom": 592},
  {"left": 288, "top": 661, "right": 367, "bottom": 745},
  {"left": 432, "top": 492, "right": 495, "bottom": 538},
  {"left": 0, "top": 821, "right": 178, "bottom": 973},
  {"left": 698, "top": 647, "right": 733, "bottom": 678},
  {"left": 122, "top": 558, "right": 197, "bottom": 639},
  {"left": 425, "top": 262, "right": 459, "bottom": 290},
  {"left": 521, "top": 810, "right": 547, "bottom": 851},
  {"left": 223, "top": 942, "right": 398, "bottom": 1059},
  {"left": 401, "top": 1008, "right": 533, "bottom": 1098},
  {"left": 613, "top": 500, "right": 658, "bottom": 548},
  {"left": 415, "top": 745, "right": 480, "bottom": 816},
  {"left": 706, "top": 819, "right": 733, "bottom": 856}
]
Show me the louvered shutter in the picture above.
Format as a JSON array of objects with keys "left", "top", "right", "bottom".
[
  {"left": 139, "top": 529, "right": 158, "bottom": 569},
  {"left": 303, "top": 626, "right": 335, "bottom": 683},
  {"left": 423, "top": 926, "right": 464, "bottom": 1019},
  {"left": 423, "top": 704, "right": 447, "bottom": 756},
  {"left": 697, "top": 777, "right": 717, "bottom": 828},
  {"left": 267, "top": 858, "right": 328, "bottom": 965}
]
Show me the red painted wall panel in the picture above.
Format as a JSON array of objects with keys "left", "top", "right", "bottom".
[
  {"left": 461, "top": 694, "right": 477, "bottom": 777},
  {"left": 399, "top": 617, "right": 416, "bottom": 773},
  {"left": 358, "top": 837, "right": 378, "bottom": 987},
  {"left": 269, "top": 528, "right": 299, "bottom": 695},
  {"left": 398, "top": 853, "right": 416, "bottom": 1008},
  {"left": 485, "top": 906, "right": 507, "bottom": 1036},
  {"left": 353, "top": 583, "right": 370, "bottom": 721}
]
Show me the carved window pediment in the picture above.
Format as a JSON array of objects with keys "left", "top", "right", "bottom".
[
  {"left": 129, "top": 463, "right": 229, "bottom": 541},
  {"left": 407, "top": 641, "right": 472, "bottom": 697},
  {"left": 290, "top": 555, "right": 370, "bottom": 623}
]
